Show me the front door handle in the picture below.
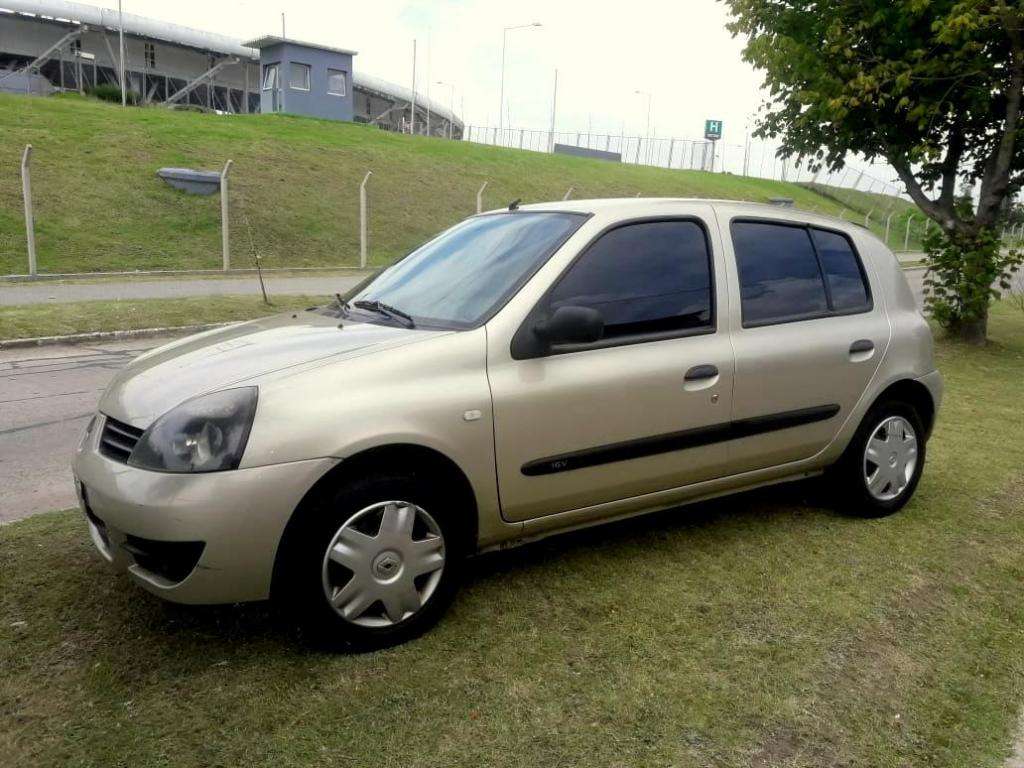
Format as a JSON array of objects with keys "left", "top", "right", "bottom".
[
  {"left": 849, "top": 339, "right": 874, "bottom": 354},
  {"left": 684, "top": 364, "right": 719, "bottom": 381}
]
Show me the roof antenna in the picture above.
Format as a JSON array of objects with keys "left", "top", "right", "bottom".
[{"left": 508, "top": 198, "right": 521, "bottom": 211}]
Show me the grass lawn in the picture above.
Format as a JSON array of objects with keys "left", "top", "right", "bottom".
[
  {"left": 2, "top": 306, "right": 1024, "bottom": 767},
  {"left": 0, "top": 294, "right": 330, "bottom": 340},
  {"left": 0, "top": 94, "right": 920, "bottom": 276}
]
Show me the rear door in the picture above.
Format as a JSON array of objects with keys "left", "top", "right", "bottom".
[
  {"left": 487, "top": 212, "right": 736, "bottom": 523},
  {"left": 717, "top": 212, "right": 891, "bottom": 473}
]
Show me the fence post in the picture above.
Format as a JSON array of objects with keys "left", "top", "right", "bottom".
[
  {"left": 21, "top": 144, "right": 37, "bottom": 276},
  {"left": 220, "top": 159, "right": 233, "bottom": 271},
  {"left": 884, "top": 211, "right": 895, "bottom": 246},
  {"left": 903, "top": 214, "right": 915, "bottom": 252},
  {"left": 359, "top": 171, "right": 372, "bottom": 269},
  {"left": 864, "top": 208, "right": 874, "bottom": 228},
  {"left": 563, "top": 186, "right": 574, "bottom": 201},
  {"left": 476, "top": 181, "right": 488, "bottom": 214},
  {"left": 668, "top": 138, "right": 676, "bottom": 169}
]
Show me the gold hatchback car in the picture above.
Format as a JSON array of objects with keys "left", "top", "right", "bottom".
[{"left": 73, "top": 199, "right": 941, "bottom": 649}]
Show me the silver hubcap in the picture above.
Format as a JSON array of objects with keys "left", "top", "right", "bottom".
[
  {"left": 863, "top": 416, "right": 918, "bottom": 501},
  {"left": 321, "top": 500, "right": 445, "bottom": 628}
]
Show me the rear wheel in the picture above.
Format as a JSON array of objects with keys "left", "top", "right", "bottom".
[
  {"left": 832, "top": 400, "right": 926, "bottom": 518},
  {"left": 276, "top": 471, "right": 467, "bottom": 651}
]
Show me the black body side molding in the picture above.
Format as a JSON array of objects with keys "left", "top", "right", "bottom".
[{"left": 521, "top": 404, "right": 841, "bottom": 477}]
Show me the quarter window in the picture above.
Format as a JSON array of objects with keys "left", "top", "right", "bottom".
[
  {"left": 811, "top": 228, "right": 871, "bottom": 312},
  {"left": 547, "top": 220, "right": 714, "bottom": 340},
  {"left": 327, "top": 68, "right": 347, "bottom": 96},
  {"left": 289, "top": 62, "right": 311, "bottom": 90}
]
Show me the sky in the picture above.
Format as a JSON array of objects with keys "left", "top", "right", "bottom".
[{"left": 82, "top": 0, "right": 767, "bottom": 144}]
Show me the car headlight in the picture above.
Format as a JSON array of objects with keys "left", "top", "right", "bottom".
[{"left": 129, "top": 387, "right": 258, "bottom": 473}]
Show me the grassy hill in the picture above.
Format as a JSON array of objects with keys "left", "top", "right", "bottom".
[{"left": 0, "top": 94, "right": 920, "bottom": 276}]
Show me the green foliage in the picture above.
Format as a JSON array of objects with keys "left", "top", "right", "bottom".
[
  {"left": 86, "top": 83, "right": 139, "bottom": 106},
  {"left": 923, "top": 218, "right": 1022, "bottom": 333}
]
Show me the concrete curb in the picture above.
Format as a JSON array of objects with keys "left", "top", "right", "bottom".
[{"left": 0, "top": 323, "right": 233, "bottom": 350}]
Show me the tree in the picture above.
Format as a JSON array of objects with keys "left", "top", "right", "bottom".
[{"left": 723, "top": 0, "right": 1023, "bottom": 343}]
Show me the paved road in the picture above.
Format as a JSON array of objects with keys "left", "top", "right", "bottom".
[{"left": 0, "top": 272, "right": 368, "bottom": 306}]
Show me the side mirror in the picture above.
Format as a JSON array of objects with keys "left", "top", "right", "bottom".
[{"left": 534, "top": 305, "right": 604, "bottom": 346}]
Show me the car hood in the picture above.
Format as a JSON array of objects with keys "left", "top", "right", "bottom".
[{"left": 99, "top": 311, "right": 449, "bottom": 426}]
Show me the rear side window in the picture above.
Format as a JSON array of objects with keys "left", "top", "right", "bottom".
[
  {"left": 811, "top": 228, "right": 871, "bottom": 312},
  {"left": 732, "top": 222, "right": 828, "bottom": 325},
  {"left": 547, "top": 220, "right": 714, "bottom": 339},
  {"left": 731, "top": 221, "right": 870, "bottom": 326}
]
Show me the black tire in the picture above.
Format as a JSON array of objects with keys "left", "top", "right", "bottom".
[
  {"left": 274, "top": 470, "right": 468, "bottom": 651},
  {"left": 831, "top": 399, "right": 927, "bottom": 518}
]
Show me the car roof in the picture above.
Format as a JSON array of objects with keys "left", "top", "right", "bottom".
[{"left": 492, "top": 197, "right": 860, "bottom": 232}]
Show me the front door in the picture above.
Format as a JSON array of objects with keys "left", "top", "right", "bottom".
[{"left": 488, "top": 215, "right": 736, "bottom": 523}]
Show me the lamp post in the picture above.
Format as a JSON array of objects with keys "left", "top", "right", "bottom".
[
  {"left": 436, "top": 80, "right": 456, "bottom": 139},
  {"left": 635, "top": 90, "right": 652, "bottom": 165},
  {"left": 118, "top": 0, "right": 126, "bottom": 107},
  {"left": 498, "top": 22, "right": 541, "bottom": 147}
]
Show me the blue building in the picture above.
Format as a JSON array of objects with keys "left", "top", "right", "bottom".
[{"left": 244, "top": 36, "right": 356, "bottom": 122}]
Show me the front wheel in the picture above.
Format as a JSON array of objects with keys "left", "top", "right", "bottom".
[
  {"left": 832, "top": 400, "right": 926, "bottom": 518},
  {"left": 275, "top": 471, "right": 467, "bottom": 651}
]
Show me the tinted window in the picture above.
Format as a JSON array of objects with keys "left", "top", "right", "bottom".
[
  {"left": 732, "top": 222, "right": 828, "bottom": 325},
  {"left": 547, "top": 220, "right": 713, "bottom": 339},
  {"left": 349, "top": 212, "right": 585, "bottom": 329},
  {"left": 811, "top": 228, "right": 870, "bottom": 312}
]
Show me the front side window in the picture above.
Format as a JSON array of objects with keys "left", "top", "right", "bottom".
[
  {"left": 546, "top": 220, "right": 714, "bottom": 339},
  {"left": 327, "top": 68, "right": 347, "bottom": 96},
  {"left": 262, "top": 63, "right": 278, "bottom": 90},
  {"left": 347, "top": 213, "right": 586, "bottom": 329},
  {"left": 732, "top": 221, "right": 829, "bottom": 326},
  {"left": 289, "top": 62, "right": 311, "bottom": 90}
]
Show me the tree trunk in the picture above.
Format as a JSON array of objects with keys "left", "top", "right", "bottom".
[{"left": 952, "top": 305, "right": 989, "bottom": 345}]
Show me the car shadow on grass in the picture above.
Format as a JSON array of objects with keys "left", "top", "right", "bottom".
[
  {"left": 101, "top": 477, "right": 844, "bottom": 655},
  {"left": 467, "top": 477, "right": 843, "bottom": 583}
]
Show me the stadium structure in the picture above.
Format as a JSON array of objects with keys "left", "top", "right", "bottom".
[{"left": 0, "top": 0, "right": 462, "bottom": 137}]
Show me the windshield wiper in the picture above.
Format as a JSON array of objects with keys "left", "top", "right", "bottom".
[{"left": 352, "top": 299, "right": 416, "bottom": 328}]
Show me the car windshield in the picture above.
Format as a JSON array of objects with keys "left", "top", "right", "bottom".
[{"left": 345, "top": 212, "right": 587, "bottom": 329}]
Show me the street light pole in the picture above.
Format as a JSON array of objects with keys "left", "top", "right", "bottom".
[
  {"left": 635, "top": 90, "right": 652, "bottom": 165},
  {"left": 548, "top": 68, "right": 558, "bottom": 153},
  {"left": 498, "top": 22, "right": 541, "bottom": 147},
  {"left": 118, "top": 0, "right": 126, "bottom": 107},
  {"left": 436, "top": 81, "right": 456, "bottom": 139}
]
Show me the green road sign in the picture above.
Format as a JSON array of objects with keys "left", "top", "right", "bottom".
[{"left": 704, "top": 119, "right": 723, "bottom": 140}]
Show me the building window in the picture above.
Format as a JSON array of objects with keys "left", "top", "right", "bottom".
[
  {"left": 289, "top": 62, "right": 311, "bottom": 91},
  {"left": 327, "top": 68, "right": 347, "bottom": 96},
  {"left": 262, "top": 63, "right": 279, "bottom": 90},
  {"left": 144, "top": 42, "right": 156, "bottom": 68}
]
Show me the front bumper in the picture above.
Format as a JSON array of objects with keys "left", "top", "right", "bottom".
[{"left": 72, "top": 420, "right": 337, "bottom": 605}]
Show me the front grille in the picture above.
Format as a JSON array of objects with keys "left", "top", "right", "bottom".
[{"left": 99, "top": 415, "right": 145, "bottom": 463}]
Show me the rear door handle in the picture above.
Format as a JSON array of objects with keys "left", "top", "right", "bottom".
[
  {"left": 684, "top": 364, "right": 719, "bottom": 381},
  {"left": 849, "top": 339, "right": 874, "bottom": 354}
]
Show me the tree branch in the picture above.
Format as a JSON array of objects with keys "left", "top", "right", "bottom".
[{"left": 889, "top": 156, "right": 951, "bottom": 228}]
